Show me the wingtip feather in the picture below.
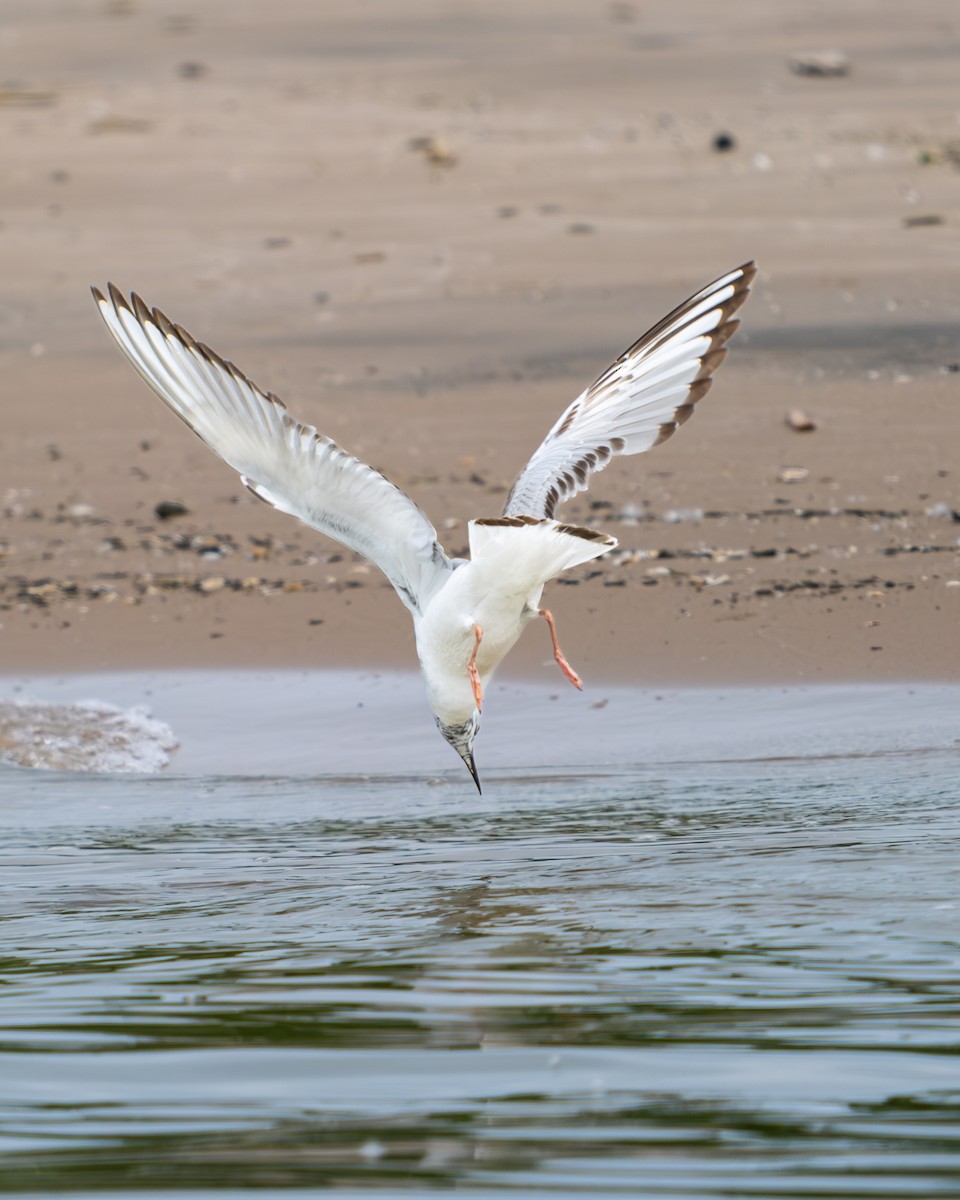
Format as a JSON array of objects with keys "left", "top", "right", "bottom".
[{"left": 106, "top": 281, "right": 128, "bottom": 311}]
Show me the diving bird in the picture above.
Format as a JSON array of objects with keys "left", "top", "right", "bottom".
[{"left": 93, "top": 261, "right": 755, "bottom": 790}]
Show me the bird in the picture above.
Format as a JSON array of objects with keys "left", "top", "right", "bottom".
[{"left": 92, "top": 261, "right": 755, "bottom": 791}]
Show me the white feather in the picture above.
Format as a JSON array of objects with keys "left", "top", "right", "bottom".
[
  {"left": 504, "top": 262, "right": 757, "bottom": 519},
  {"left": 92, "top": 285, "right": 454, "bottom": 613}
]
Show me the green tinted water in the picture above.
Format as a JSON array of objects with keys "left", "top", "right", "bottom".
[{"left": 1, "top": 741, "right": 959, "bottom": 1196}]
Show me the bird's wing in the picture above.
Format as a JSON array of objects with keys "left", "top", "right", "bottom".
[
  {"left": 93, "top": 284, "right": 454, "bottom": 613},
  {"left": 503, "top": 262, "right": 756, "bottom": 519}
]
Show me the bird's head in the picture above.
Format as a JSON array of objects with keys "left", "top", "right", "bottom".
[{"left": 436, "top": 711, "right": 481, "bottom": 793}]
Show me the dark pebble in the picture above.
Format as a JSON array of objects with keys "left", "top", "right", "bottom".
[{"left": 155, "top": 500, "right": 189, "bottom": 520}]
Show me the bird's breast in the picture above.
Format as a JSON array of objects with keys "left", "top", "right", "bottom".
[{"left": 416, "top": 565, "right": 538, "bottom": 680}]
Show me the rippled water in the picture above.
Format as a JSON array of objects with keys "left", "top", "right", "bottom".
[{"left": 1, "top": 676, "right": 959, "bottom": 1196}]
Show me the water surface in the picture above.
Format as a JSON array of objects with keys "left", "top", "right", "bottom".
[{"left": 0, "top": 675, "right": 958, "bottom": 1196}]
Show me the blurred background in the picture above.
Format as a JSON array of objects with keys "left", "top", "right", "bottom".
[{"left": 0, "top": 0, "right": 958, "bottom": 676}]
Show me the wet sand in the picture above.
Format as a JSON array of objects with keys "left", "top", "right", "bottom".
[
  {"left": 1, "top": 669, "right": 957, "bottom": 778},
  {"left": 1, "top": 0, "right": 959, "bottom": 686}
]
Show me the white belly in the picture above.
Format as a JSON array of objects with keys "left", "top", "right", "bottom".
[{"left": 415, "top": 560, "right": 542, "bottom": 725}]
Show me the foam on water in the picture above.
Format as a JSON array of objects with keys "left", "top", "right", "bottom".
[{"left": 0, "top": 696, "right": 177, "bottom": 773}]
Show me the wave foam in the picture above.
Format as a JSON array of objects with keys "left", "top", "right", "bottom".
[{"left": 0, "top": 697, "right": 178, "bottom": 773}]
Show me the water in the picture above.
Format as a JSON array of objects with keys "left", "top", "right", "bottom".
[{"left": 0, "top": 674, "right": 959, "bottom": 1197}]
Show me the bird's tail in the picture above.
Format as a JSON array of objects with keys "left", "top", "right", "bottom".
[{"left": 468, "top": 516, "right": 616, "bottom": 583}]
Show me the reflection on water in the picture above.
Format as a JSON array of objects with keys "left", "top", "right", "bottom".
[{"left": 1, "top": 749, "right": 959, "bottom": 1196}]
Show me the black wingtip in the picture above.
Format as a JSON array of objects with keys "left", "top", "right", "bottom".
[{"left": 737, "top": 260, "right": 759, "bottom": 289}]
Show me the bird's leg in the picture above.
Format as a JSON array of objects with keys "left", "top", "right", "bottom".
[
  {"left": 538, "top": 608, "right": 583, "bottom": 690},
  {"left": 468, "top": 623, "right": 484, "bottom": 710}
]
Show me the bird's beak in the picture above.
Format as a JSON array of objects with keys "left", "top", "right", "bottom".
[
  {"left": 460, "top": 746, "right": 482, "bottom": 794},
  {"left": 436, "top": 715, "right": 482, "bottom": 792}
]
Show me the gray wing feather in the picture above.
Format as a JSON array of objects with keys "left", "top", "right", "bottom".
[
  {"left": 504, "top": 262, "right": 756, "bottom": 519},
  {"left": 93, "top": 285, "right": 453, "bottom": 613}
]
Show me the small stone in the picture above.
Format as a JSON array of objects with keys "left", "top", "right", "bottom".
[
  {"left": 177, "top": 61, "right": 207, "bottom": 80},
  {"left": 777, "top": 466, "right": 810, "bottom": 483},
  {"left": 712, "top": 132, "right": 736, "bottom": 153},
  {"left": 154, "top": 500, "right": 189, "bottom": 520},
  {"left": 789, "top": 50, "right": 850, "bottom": 77},
  {"left": 408, "top": 135, "right": 457, "bottom": 167},
  {"left": 198, "top": 576, "right": 225, "bottom": 593},
  {"left": 786, "top": 409, "right": 816, "bottom": 432},
  {"left": 902, "top": 214, "right": 944, "bottom": 228},
  {"left": 662, "top": 507, "right": 704, "bottom": 523},
  {"left": 617, "top": 502, "right": 644, "bottom": 524}
]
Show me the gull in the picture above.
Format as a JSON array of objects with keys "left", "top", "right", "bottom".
[{"left": 93, "top": 261, "right": 755, "bottom": 790}]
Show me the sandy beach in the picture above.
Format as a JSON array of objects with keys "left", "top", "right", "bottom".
[{"left": 1, "top": 0, "right": 959, "bottom": 686}]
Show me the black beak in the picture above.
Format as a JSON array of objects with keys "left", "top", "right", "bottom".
[{"left": 461, "top": 748, "right": 482, "bottom": 794}]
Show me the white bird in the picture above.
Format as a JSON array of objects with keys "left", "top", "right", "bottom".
[{"left": 93, "top": 262, "right": 755, "bottom": 790}]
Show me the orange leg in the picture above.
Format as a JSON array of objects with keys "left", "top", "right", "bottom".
[
  {"left": 468, "top": 623, "right": 484, "bottom": 709},
  {"left": 539, "top": 608, "right": 583, "bottom": 690}
]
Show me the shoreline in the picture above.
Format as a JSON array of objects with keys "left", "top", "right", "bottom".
[{"left": 2, "top": 668, "right": 957, "bottom": 777}]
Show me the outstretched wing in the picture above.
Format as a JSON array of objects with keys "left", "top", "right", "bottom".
[
  {"left": 503, "top": 262, "right": 756, "bottom": 519},
  {"left": 92, "top": 285, "right": 454, "bottom": 613}
]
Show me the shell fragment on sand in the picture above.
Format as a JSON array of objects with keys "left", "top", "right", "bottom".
[
  {"left": 789, "top": 50, "right": 850, "bottom": 77},
  {"left": 786, "top": 409, "right": 817, "bottom": 432}
]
